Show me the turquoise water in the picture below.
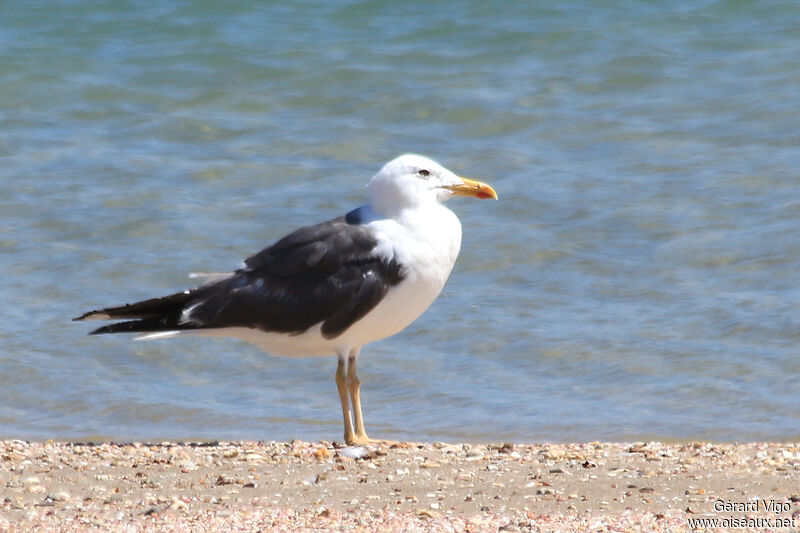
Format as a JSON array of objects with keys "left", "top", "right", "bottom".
[{"left": 2, "top": 0, "right": 799, "bottom": 443}]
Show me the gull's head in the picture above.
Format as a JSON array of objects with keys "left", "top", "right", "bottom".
[{"left": 367, "top": 154, "right": 497, "bottom": 215}]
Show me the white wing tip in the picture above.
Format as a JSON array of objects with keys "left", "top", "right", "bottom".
[
  {"left": 134, "top": 331, "right": 182, "bottom": 341},
  {"left": 188, "top": 272, "right": 232, "bottom": 283}
]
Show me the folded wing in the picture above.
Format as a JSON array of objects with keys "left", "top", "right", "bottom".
[{"left": 74, "top": 212, "right": 405, "bottom": 340}]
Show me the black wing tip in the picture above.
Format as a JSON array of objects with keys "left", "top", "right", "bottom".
[
  {"left": 84, "top": 318, "right": 167, "bottom": 335},
  {"left": 83, "top": 315, "right": 201, "bottom": 336},
  {"left": 88, "top": 325, "right": 110, "bottom": 335}
]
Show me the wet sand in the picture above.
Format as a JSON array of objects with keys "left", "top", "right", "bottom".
[{"left": 1, "top": 440, "right": 799, "bottom": 531}]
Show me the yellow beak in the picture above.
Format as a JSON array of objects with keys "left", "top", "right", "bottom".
[{"left": 445, "top": 177, "right": 498, "bottom": 200}]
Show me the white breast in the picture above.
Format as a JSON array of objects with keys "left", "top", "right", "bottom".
[{"left": 339, "top": 203, "right": 462, "bottom": 347}]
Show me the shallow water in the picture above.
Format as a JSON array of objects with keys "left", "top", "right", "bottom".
[{"left": 2, "top": 0, "right": 799, "bottom": 443}]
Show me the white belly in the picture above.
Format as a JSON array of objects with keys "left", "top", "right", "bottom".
[{"left": 214, "top": 276, "right": 438, "bottom": 357}]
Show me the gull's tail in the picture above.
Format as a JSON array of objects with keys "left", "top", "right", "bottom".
[{"left": 73, "top": 289, "right": 200, "bottom": 336}]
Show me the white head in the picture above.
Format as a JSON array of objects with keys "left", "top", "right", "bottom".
[{"left": 367, "top": 154, "right": 497, "bottom": 216}]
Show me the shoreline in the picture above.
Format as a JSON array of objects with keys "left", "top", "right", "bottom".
[{"left": 2, "top": 440, "right": 798, "bottom": 531}]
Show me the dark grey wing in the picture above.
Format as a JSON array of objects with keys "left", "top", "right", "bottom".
[
  {"left": 77, "top": 212, "right": 405, "bottom": 340},
  {"left": 188, "top": 214, "right": 405, "bottom": 338}
]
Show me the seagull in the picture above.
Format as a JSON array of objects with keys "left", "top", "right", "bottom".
[{"left": 74, "top": 154, "right": 497, "bottom": 445}]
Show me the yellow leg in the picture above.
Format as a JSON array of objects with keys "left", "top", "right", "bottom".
[
  {"left": 335, "top": 357, "right": 356, "bottom": 445},
  {"left": 347, "top": 353, "right": 370, "bottom": 445}
]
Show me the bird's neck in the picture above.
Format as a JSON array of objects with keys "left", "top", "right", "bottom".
[
  {"left": 395, "top": 203, "right": 462, "bottom": 262},
  {"left": 368, "top": 195, "right": 441, "bottom": 221}
]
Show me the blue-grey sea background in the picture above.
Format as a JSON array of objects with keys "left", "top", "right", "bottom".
[{"left": 2, "top": 0, "right": 798, "bottom": 444}]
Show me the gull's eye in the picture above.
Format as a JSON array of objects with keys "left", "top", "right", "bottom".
[{"left": 418, "top": 169, "right": 430, "bottom": 178}]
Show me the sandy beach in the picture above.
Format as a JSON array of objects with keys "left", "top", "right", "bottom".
[{"left": 1, "top": 440, "right": 799, "bottom": 531}]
